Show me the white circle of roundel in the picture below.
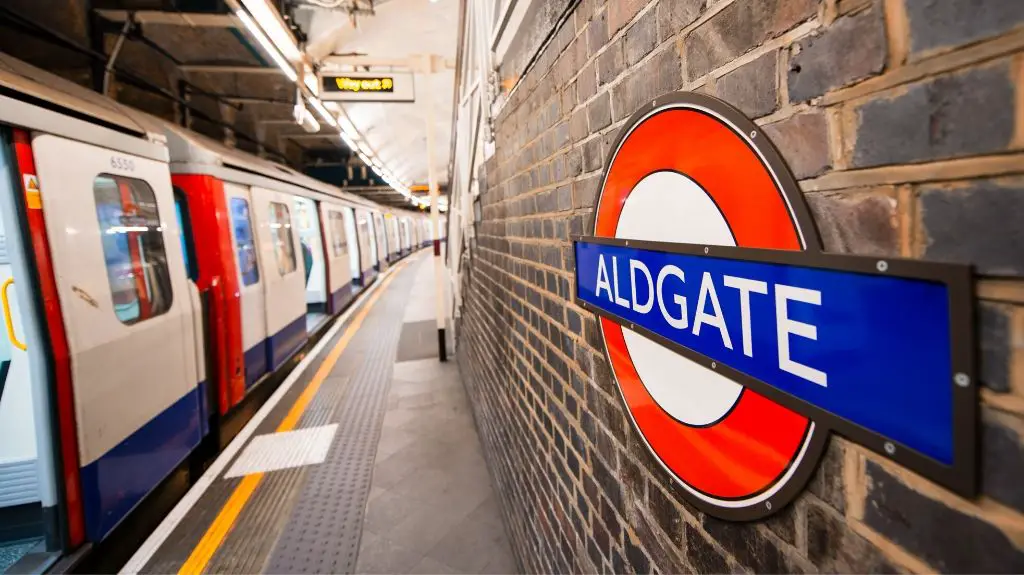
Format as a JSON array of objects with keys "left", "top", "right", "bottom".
[{"left": 613, "top": 171, "right": 743, "bottom": 426}]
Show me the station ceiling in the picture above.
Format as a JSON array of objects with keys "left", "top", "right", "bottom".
[
  {"left": 0, "top": 0, "right": 456, "bottom": 208},
  {"left": 301, "top": 0, "right": 458, "bottom": 193}
]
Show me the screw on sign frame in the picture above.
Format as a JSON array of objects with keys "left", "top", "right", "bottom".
[{"left": 574, "top": 92, "right": 976, "bottom": 521}]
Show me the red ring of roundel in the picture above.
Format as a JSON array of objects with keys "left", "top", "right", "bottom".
[{"left": 594, "top": 105, "right": 816, "bottom": 503}]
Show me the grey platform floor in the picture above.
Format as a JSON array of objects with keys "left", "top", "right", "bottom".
[
  {"left": 357, "top": 255, "right": 515, "bottom": 574},
  {"left": 129, "top": 253, "right": 516, "bottom": 574}
]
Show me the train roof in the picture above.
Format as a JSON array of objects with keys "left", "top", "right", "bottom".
[
  {"left": 0, "top": 53, "right": 168, "bottom": 161},
  {"left": 154, "top": 120, "right": 380, "bottom": 209},
  {"left": 156, "top": 123, "right": 429, "bottom": 216}
]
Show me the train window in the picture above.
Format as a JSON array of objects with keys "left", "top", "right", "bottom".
[
  {"left": 229, "top": 198, "right": 260, "bottom": 286},
  {"left": 93, "top": 174, "right": 173, "bottom": 325},
  {"left": 268, "top": 201, "right": 296, "bottom": 275},
  {"left": 172, "top": 188, "right": 198, "bottom": 282},
  {"left": 329, "top": 211, "right": 347, "bottom": 256}
]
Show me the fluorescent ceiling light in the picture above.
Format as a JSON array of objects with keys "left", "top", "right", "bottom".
[
  {"left": 304, "top": 72, "right": 319, "bottom": 96},
  {"left": 339, "top": 131, "right": 356, "bottom": 150},
  {"left": 337, "top": 115, "right": 359, "bottom": 139},
  {"left": 239, "top": 0, "right": 302, "bottom": 62},
  {"left": 235, "top": 10, "right": 297, "bottom": 82},
  {"left": 307, "top": 96, "right": 339, "bottom": 128}
]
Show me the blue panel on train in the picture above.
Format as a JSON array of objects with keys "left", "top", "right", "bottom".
[
  {"left": 574, "top": 240, "right": 956, "bottom": 465},
  {"left": 79, "top": 387, "right": 202, "bottom": 541}
]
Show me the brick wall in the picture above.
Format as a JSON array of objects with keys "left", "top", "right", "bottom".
[{"left": 456, "top": 0, "right": 1024, "bottom": 572}]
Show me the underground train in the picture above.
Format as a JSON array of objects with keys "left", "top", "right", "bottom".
[{"left": 0, "top": 53, "right": 440, "bottom": 564}]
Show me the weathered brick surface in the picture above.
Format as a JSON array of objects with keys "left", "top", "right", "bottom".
[
  {"left": 806, "top": 191, "right": 899, "bottom": 256},
  {"left": 805, "top": 500, "right": 897, "bottom": 573},
  {"left": 918, "top": 179, "right": 1024, "bottom": 276},
  {"left": 863, "top": 460, "right": 1024, "bottom": 572},
  {"left": 458, "top": 0, "right": 1024, "bottom": 573},
  {"left": 611, "top": 47, "right": 683, "bottom": 122},
  {"left": 763, "top": 111, "right": 831, "bottom": 178},
  {"left": 623, "top": 7, "right": 658, "bottom": 66},
  {"left": 587, "top": 92, "right": 612, "bottom": 132},
  {"left": 715, "top": 51, "right": 779, "bottom": 118},
  {"left": 851, "top": 62, "right": 1015, "bottom": 168},
  {"left": 684, "top": 0, "right": 818, "bottom": 79},
  {"left": 807, "top": 441, "right": 847, "bottom": 514},
  {"left": 788, "top": 5, "right": 887, "bottom": 102},
  {"left": 598, "top": 39, "right": 625, "bottom": 86},
  {"left": 905, "top": 0, "right": 1024, "bottom": 58},
  {"left": 982, "top": 410, "right": 1024, "bottom": 514},
  {"left": 657, "top": 0, "right": 706, "bottom": 41},
  {"left": 979, "top": 302, "right": 1012, "bottom": 393},
  {"left": 684, "top": 523, "right": 732, "bottom": 573}
]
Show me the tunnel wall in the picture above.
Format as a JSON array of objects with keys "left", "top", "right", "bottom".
[{"left": 456, "top": 0, "right": 1024, "bottom": 572}]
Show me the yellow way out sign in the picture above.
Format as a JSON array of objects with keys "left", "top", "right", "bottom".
[{"left": 320, "top": 71, "right": 415, "bottom": 102}]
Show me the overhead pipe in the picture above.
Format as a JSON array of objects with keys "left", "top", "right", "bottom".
[{"left": 101, "top": 18, "right": 132, "bottom": 96}]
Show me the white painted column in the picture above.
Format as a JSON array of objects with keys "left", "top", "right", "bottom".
[{"left": 424, "top": 81, "right": 447, "bottom": 361}]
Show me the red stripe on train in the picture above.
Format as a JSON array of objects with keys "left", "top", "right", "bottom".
[
  {"left": 172, "top": 174, "right": 245, "bottom": 411},
  {"left": 13, "top": 129, "right": 86, "bottom": 548}
]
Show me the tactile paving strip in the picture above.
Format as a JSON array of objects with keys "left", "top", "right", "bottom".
[{"left": 263, "top": 260, "right": 419, "bottom": 574}]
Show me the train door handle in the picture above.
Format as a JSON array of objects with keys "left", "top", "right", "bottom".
[{"left": 2, "top": 278, "right": 26, "bottom": 351}]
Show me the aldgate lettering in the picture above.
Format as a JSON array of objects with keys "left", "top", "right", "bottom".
[{"left": 595, "top": 253, "right": 827, "bottom": 387}]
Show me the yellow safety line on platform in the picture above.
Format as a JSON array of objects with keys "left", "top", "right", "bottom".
[{"left": 178, "top": 259, "right": 412, "bottom": 575}]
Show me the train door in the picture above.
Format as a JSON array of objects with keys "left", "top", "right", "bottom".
[
  {"left": 171, "top": 190, "right": 209, "bottom": 437},
  {"left": 340, "top": 207, "right": 360, "bottom": 285},
  {"left": 319, "top": 205, "right": 356, "bottom": 313},
  {"left": 365, "top": 212, "right": 380, "bottom": 272},
  {"left": 355, "top": 209, "right": 376, "bottom": 284},
  {"left": 30, "top": 134, "right": 202, "bottom": 543},
  {"left": 251, "top": 188, "right": 306, "bottom": 371},
  {"left": 387, "top": 216, "right": 400, "bottom": 260},
  {"left": 0, "top": 131, "right": 50, "bottom": 565},
  {"left": 224, "top": 183, "right": 268, "bottom": 388},
  {"left": 372, "top": 212, "right": 388, "bottom": 271},
  {"left": 401, "top": 219, "right": 411, "bottom": 254},
  {"left": 291, "top": 196, "right": 328, "bottom": 332}
]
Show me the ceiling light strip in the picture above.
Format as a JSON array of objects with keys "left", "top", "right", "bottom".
[
  {"left": 307, "top": 96, "right": 339, "bottom": 128},
  {"left": 234, "top": 0, "right": 419, "bottom": 205},
  {"left": 237, "top": 0, "right": 302, "bottom": 62},
  {"left": 234, "top": 9, "right": 297, "bottom": 82}
]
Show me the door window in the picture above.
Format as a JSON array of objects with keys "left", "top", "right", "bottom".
[
  {"left": 268, "top": 201, "right": 297, "bottom": 275},
  {"left": 375, "top": 215, "right": 387, "bottom": 252},
  {"left": 358, "top": 218, "right": 370, "bottom": 255},
  {"left": 329, "top": 211, "right": 347, "bottom": 257},
  {"left": 94, "top": 174, "right": 173, "bottom": 324},
  {"left": 229, "top": 197, "right": 260, "bottom": 286}
]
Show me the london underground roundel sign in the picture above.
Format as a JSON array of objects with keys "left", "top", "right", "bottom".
[{"left": 574, "top": 92, "right": 977, "bottom": 520}]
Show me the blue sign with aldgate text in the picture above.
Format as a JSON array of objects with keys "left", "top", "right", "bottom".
[{"left": 574, "top": 239, "right": 958, "bottom": 465}]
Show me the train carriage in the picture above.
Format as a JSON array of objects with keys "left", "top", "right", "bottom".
[{"left": 0, "top": 53, "right": 429, "bottom": 565}]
